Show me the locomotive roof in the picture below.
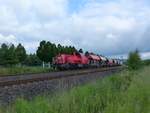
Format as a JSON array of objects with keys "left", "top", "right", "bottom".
[
  {"left": 89, "top": 54, "right": 100, "bottom": 60},
  {"left": 99, "top": 56, "right": 107, "bottom": 61}
]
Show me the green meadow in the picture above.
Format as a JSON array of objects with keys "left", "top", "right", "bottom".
[{"left": 0, "top": 66, "right": 53, "bottom": 76}]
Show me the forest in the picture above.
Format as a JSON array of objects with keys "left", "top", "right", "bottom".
[{"left": 0, "top": 40, "right": 77, "bottom": 67}]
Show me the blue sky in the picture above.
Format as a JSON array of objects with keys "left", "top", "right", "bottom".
[
  {"left": 68, "top": 0, "right": 87, "bottom": 13},
  {"left": 0, "top": 0, "right": 150, "bottom": 59}
]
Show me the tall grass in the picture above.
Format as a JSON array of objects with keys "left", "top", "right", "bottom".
[
  {"left": 0, "top": 66, "right": 53, "bottom": 76},
  {"left": 2, "top": 66, "right": 150, "bottom": 113}
]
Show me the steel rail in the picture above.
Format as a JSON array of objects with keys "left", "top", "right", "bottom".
[{"left": 0, "top": 66, "right": 123, "bottom": 87}]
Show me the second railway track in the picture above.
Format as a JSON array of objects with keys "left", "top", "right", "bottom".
[{"left": 0, "top": 66, "right": 123, "bottom": 87}]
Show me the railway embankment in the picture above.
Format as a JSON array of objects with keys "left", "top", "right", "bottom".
[
  {"left": 0, "top": 66, "right": 149, "bottom": 113},
  {"left": 0, "top": 67, "right": 122, "bottom": 105}
]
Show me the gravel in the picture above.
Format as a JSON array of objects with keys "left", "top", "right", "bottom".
[{"left": 0, "top": 69, "right": 119, "bottom": 105}]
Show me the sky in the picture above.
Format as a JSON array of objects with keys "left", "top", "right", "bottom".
[{"left": 0, "top": 0, "right": 150, "bottom": 59}]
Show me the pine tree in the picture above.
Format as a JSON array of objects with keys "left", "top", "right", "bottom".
[
  {"left": 0, "top": 43, "right": 8, "bottom": 65},
  {"left": 5, "top": 44, "right": 19, "bottom": 66},
  {"left": 15, "top": 43, "right": 27, "bottom": 64}
]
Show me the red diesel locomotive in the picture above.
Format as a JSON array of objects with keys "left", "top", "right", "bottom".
[{"left": 52, "top": 52, "right": 121, "bottom": 70}]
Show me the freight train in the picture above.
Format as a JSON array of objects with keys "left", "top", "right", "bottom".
[{"left": 52, "top": 52, "right": 122, "bottom": 70}]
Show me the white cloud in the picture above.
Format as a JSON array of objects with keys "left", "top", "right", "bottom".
[
  {"left": 0, "top": 34, "right": 18, "bottom": 44},
  {"left": 0, "top": 0, "right": 150, "bottom": 56},
  {"left": 141, "top": 52, "right": 150, "bottom": 59},
  {"left": 32, "top": 0, "right": 67, "bottom": 18}
]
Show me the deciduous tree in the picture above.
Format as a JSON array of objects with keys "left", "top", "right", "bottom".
[{"left": 127, "top": 50, "right": 142, "bottom": 70}]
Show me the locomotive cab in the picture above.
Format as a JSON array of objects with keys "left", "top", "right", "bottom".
[
  {"left": 73, "top": 52, "right": 89, "bottom": 68},
  {"left": 52, "top": 52, "right": 89, "bottom": 70}
]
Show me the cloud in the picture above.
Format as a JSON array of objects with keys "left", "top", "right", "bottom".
[
  {"left": 141, "top": 52, "right": 150, "bottom": 59},
  {"left": 0, "top": 0, "right": 150, "bottom": 58},
  {"left": 0, "top": 34, "right": 18, "bottom": 44}
]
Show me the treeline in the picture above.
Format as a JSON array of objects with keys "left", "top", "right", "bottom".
[
  {"left": 37, "top": 40, "right": 77, "bottom": 63},
  {"left": 0, "top": 43, "right": 26, "bottom": 66},
  {"left": 127, "top": 50, "right": 150, "bottom": 70},
  {"left": 0, "top": 40, "right": 77, "bottom": 66},
  {"left": 143, "top": 59, "right": 150, "bottom": 66}
]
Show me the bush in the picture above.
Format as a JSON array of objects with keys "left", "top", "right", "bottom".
[{"left": 127, "top": 50, "right": 142, "bottom": 70}]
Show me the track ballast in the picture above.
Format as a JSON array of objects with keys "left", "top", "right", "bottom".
[{"left": 0, "top": 66, "right": 123, "bottom": 87}]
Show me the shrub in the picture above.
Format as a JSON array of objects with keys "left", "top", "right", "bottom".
[{"left": 127, "top": 50, "right": 142, "bottom": 70}]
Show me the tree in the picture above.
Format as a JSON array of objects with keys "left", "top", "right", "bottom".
[
  {"left": 15, "top": 43, "right": 27, "bottom": 64},
  {"left": 79, "top": 48, "right": 83, "bottom": 53},
  {"left": 127, "top": 50, "right": 142, "bottom": 70},
  {"left": 71, "top": 46, "right": 77, "bottom": 53},
  {"left": 0, "top": 43, "right": 8, "bottom": 65},
  {"left": 4, "top": 44, "right": 19, "bottom": 66},
  {"left": 57, "top": 44, "right": 77, "bottom": 54},
  {"left": 23, "top": 54, "right": 42, "bottom": 66},
  {"left": 52, "top": 43, "right": 57, "bottom": 57},
  {"left": 0, "top": 43, "right": 19, "bottom": 66},
  {"left": 0, "top": 41, "right": 78, "bottom": 67},
  {"left": 36, "top": 40, "right": 55, "bottom": 63},
  {"left": 57, "top": 44, "right": 62, "bottom": 54}
]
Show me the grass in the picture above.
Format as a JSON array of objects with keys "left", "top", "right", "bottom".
[
  {"left": 0, "top": 66, "right": 54, "bottom": 76},
  {"left": 1, "top": 66, "right": 150, "bottom": 113}
]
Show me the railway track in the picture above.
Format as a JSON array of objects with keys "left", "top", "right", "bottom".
[{"left": 0, "top": 66, "right": 123, "bottom": 87}]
